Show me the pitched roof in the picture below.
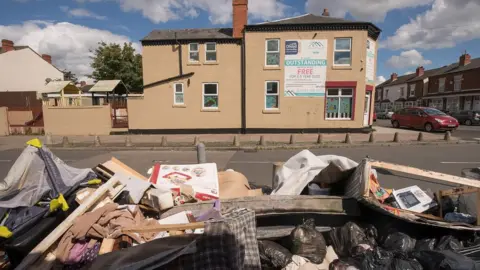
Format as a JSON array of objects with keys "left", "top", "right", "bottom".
[
  {"left": 89, "top": 80, "right": 128, "bottom": 94},
  {"left": 0, "top": 46, "right": 29, "bottom": 54},
  {"left": 40, "top": 81, "right": 80, "bottom": 94},
  {"left": 80, "top": 84, "right": 94, "bottom": 93},
  {"left": 257, "top": 13, "right": 359, "bottom": 25},
  {"left": 380, "top": 73, "right": 417, "bottom": 88},
  {"left": 440, "top": 57, "right": 480, "bottom": 75},
  {"left": 142, "top": 28, "right": 235, "bottom": 42}
]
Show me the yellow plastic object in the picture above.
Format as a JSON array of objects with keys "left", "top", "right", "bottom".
[
  {"left": 0, "top": 226, "right": 12, "bottom": 238},
  {"left": 49, "top": 194, "right": 69, "bottom": 212},
  {"left": 26, "top": 138, "right": 42, "bottom": 148},
  {"left": 87, "top": 179, "right": 102, "bottom": 185}
]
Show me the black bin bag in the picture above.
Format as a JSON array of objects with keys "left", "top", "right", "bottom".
[
  {"left": 382, "top": 232, "right": 416, "bottom": 253},
  {"left": 329, "top": 221, "right": 374, "bottom": 258},
  {"left": 288, "top": 219, "right": 327, "bottom": 264},
  {"left": 412, "top": 250, "right": 477, "bottom": 270},
  {"left": 258, "top": 240, "right": 292, "bottom": 268}
]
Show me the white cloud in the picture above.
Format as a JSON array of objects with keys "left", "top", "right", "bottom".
[
  {"left": 60, "top": 6, "right": 107, "bottom": 20},
  {"left": 404, "top": 71, "right": 414, "bottom": 75},
  {"left": 376, "top": 76, "right": 386, "bottom": 86},
  {"left": 0, "top": 21, "right": 140, "bottom": 78},
  {"left": 76, "top": 0, "right": 290, "bottom": 24},
  {"left": 386, "top": 50, "right": 432, "bottom": 69},
  {"left": 382, "top": 0, "right": 480, "bottom": 50},
  {"left": 305, "top": 0, "right": 433, "bottom": 22}
]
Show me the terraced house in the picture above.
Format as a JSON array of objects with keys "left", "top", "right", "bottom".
[{"left": 128, "top": 0, "right": 381, "bottom": 134}]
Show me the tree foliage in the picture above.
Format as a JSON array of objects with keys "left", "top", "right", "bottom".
[
  {"left": 90, "top": 42, "right": 143, "bottom": 91},
  {"left": 63, "top": 70, "right": 78, "bottom": 84}
]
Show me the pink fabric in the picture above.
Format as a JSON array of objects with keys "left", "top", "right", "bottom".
[{"left": 66, "top": 241, "right": 89, "bottom": 264}]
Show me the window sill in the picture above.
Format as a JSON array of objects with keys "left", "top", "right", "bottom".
[
  {"left": 204, "top": 62, "right": 219, "bottom": 65},
  {"left": 201, "top": 108, "right": 220, "bottom": 112},
  {"left": 264, "top": 66, "right": 281, "bottom": 71},
  {"left": 262, "top": 109, "right": 281, "bottom": 114},
  {"left": 187, "top": 62, "right": 201, "bottom": 66},
  {"left": 325, "top": 118, "right": 353, "bottom": 121},
  {"left": 173, "top": 104, "right": 187, "bottom": 108},
  {"left": 331, "top": 65, "right": 353, "bottom": 70}
]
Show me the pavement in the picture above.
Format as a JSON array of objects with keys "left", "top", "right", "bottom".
[
  {"left": 0, "top": 143, "right": 479, "bottom": 194},
  {"left": 375, "top": 119, "right": 480, "bottom": 141}
]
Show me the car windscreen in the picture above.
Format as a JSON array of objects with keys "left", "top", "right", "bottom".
[{"left": 423, "top": 108, "right": 446, "bottom": 116}]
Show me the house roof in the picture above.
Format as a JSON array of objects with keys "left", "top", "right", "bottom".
[
  {"left": 256, "top": 13, "right": 358, "bottom": 25},
  {"left": 142, "top": 28, "right": 235, "bottom": 42},
  {"left": 0, "top": 46, "right": 29, "bottom": 54},
  {"left": 80, "top": 84, "right": 94, "bottom": 93},
  {"left": 380, "top": 73, "right": 417, "bottom": 88},
  {"left": 40, "top": 81, "right": 80, "bottom": 94},
  {"left": 440, "top": 57, "right": 480, "bottom": 75},
  {"left": 88, "top": 80, "right": 128, "bottom": 94}
]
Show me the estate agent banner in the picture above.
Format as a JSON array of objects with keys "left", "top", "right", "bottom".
[
  {"left": 366, "top": 38, "right": 376, "bottom": 84},
  {"left": 284, "top": 40, "right": 327, "bottom": 97}
]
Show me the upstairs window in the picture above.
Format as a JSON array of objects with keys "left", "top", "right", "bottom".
[
  {"left": 203, "top": 83, "right": 218, "bottom": 109},
  {"left": 385, "top": 89, "right": 389, "bottom": 98},
  {"left": 334, "top": 38, "right": 352, "bottom": 66},
  {"left": 454, "top": 75, "right": 462, "bottom": 91},
  {"left": 205, "top": 42, "right": 217, "bottom": 62},
  {"left": 189, "top": 43, "right": 199, "bottom": 62},
  {"left": 400, "top": 87, "right": 405, "bottom": 97},
  {"left": 439, "top": 78, "right": 446, "bottom": 92},
  {"left": 326, "top": 88, "right": 353, "bottom": 119},
  {"left": 265, "top": 81, "right": 279, "bottom": 110},
  {"left": 410, "top": 84, "right": 416, "bottom": 97},
  {"left": 174, "top": 83, "right": 184, "bottom": 105},
  {"left": 265, "top": 39, "right": 280, "bottom": 66}
]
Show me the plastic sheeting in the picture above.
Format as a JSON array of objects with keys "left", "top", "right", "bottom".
[
  {"left": 0, "top": 145, "right": 94, "bottom": 208},
  {"left": 271, "top": 150, "right": 361, "bottom": 196}
]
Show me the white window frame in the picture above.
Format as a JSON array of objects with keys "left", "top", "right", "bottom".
[
  {"left": 385, "top": 89, "right": 389, "bottom": 99},
  {"left": 205, "top": 42, "right": 217, "bottom": 62},
  {"left": 173, "top": 83, "right": 184, "bottom": 105},
  {"left": 188, "top": 43, "right": 199, "bottom": 62},
  {"left": 454, "top": 75, "right": 462, "bottom": 91},
  {"left": 265, "top": 39, "right": 280, "bottom": 67},
  {"left": 325, "top": 88, "right": 354, "bottom": 120},
  {"left": 202, "top": 83, "right": 219, "bottom": 110},
  {"left": 439, "top": 77, "right": 446, "bottom": 92},
  {"left": 265, "top": 81, "right": 280, "bottom": 110},
  {"left": 410, "top": 84, "right": 415, "bottom": 97},
  {"left": 333, "top": 38, "right": 352, "bottom": 66}
]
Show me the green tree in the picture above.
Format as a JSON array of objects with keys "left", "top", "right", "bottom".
[
  {"left": 63, "top": 70, "right": 78, "bottom": 84},
  {"left": 90, "top": 42, "right": 143, "bottom": 91}
]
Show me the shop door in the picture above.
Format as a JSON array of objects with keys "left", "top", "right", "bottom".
[
  {"left": 364, "top": 93, "right": 371, "bottom": 126},
  {"left": 473, "top": 96, "right": 480, "bottom": 111}
]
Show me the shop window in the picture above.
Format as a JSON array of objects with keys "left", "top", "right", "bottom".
[
  {"left": 174, "top": 83, "right": 184, "bottom": 105},
  {"left": 205, "top": 42, "right": 217, "bottom": 62},
  {"left": 325, "top": 88, "right": 353, "bottom": 119},
  {"left": 454, "top": 75, "right": 462, "bottom": 91},
  {"left": 189, "top": 43, "right": 199, "bottom": 62},
  {"left": 410, "top": 85, "right": 415, "bottom": 97},
  {"left": 334, "top": 38, "right": 352, "bottom": 66},
  {"left": 439, "top": 78, "right": 445, "bottom": 92},
  {"left": 265, "top": 81, "right": 279, "bottom": 110},
  {"left": 203, "top": 83, "right": 218, "bottom": 109},
  {"left": 265, "top": 39, "right": 280, "bottom": 66}
]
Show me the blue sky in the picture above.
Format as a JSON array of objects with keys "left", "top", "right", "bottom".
[{"left": 1, "top": 0, "right": 480, "bottom": 84}]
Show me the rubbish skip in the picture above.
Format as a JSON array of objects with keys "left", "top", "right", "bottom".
[{"left": 4, "top": 143, "right": 480, "bottom": 269}]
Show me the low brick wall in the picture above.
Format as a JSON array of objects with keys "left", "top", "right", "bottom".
[
  {"left": 43, "top": 105, "right": 112, "bottom": 136},
  {"left": 0, "top": 107, "right": 9, "bottom": 136},
  {"left": 8, "top": 110, "right": 33, "bottom": 126}
]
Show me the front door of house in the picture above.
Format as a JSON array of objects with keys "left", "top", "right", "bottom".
[{"left": 364, "top": 93, "right": 371, "bottom": 126}]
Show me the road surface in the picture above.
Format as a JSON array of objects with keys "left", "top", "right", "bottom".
[{"left": 1, "top": 144, "right": 479, "bottom": 193}]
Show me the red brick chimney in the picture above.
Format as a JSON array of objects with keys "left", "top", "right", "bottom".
[
  {"left": 390, "top": 73, "right": 398, "bottom": 81},
  {"left": 1, "top": 39, "right": 14, "bottom": 52},
  {"left": 322, "top": 8, "right": 330, "bottom": 16},
  {"left": 232, "top": 0, "right": 248, "bottom": 38},
  {"left": 460, "top": 53, "right": 471, "bottom": 66},
  {"left": 80, "top": 81, "right": 86, "bottom": 87},
  {"left": 42, "top": 54, "right": 52, "bottom": 64},
  {"left": 416, "top": 66, "right": 424, "bottom": 77}
]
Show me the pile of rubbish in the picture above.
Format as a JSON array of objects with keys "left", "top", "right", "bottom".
[{"left": 0, "top": 139, "right": 479, "bottom": 269}]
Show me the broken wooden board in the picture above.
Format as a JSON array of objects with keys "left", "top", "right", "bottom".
[{"left": 102, "top": 157, "right": 147, "bottom": 181}]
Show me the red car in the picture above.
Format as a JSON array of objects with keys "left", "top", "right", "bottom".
[{"left": 391, "top": 107, "right": 459, "bottom": 132}]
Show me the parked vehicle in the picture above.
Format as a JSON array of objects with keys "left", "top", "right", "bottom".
[
  {"left": 451, "top": 110, "right": 480, "bottom": 126},
  {"left": 391, "top": 107, "right": 459, "bottom": 132},
  {"left": 377, "top": 110, "right": 394, "bottom": 119}
]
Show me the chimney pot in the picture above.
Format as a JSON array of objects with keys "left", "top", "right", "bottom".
[
  {"left": 232, "top": 0, "right": 248, "bottom": 38},
  {"left": 42, "top": 54, "right": 52, "bottom": 64},
  {"left": 1, "top": 39, "right": 14, "bottom": 52},
  {"left": 416, "top": 66, "right": 424, "bottom": 77},
  {"left": 322, "top": 8, "right": 330, "bottom": 16},
  {"left": 460, "top": 53, "right": 471, "bottom": 66},
  {"left": 80, "top": 81, "right": 87, "bottom": 87},
  {"left": 391, "top": 73, "right": 398, "bottom": 81}
]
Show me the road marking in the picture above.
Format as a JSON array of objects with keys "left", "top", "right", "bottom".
[{"left": 440, "top": 161, "right": 480, "bottom": 164}]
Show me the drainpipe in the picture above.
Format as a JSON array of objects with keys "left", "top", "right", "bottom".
[
  {"left": 175, "top": 32, "right": 183, "bottom": 75},
  {"left": 241, "top": 31, "right": 246, "bottom": 134}
]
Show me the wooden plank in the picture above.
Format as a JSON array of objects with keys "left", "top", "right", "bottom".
[
  {"left": 440, "top": 186, "right": 480, "bottom": 197},
  {"left": 98, "top": 239, "right": 116, "bottom": 255},
  {"left": 16, "top": 176, "right": 121, "bottom": 270},
  {"left": 103, "top": 157, "right": 147, "bottom": 181},
  {"left": 477, "top": 190, "right": 480, "bottom": 226},
  {"left": 122, "top": 222, "right": 205, "bottom": 233},
  {"left": 368, "top": 160, "right": 480, "bottom": 188}
]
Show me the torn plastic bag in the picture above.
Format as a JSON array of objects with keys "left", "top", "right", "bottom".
[
  {"left": 382, "top": 232, "right": 416, "bottom": 253},
  {"left": 288, "top": 219, "right": 327, "bottom": 264},
  {"left": 329, "top": 222, "right": 373, "bottom": 258},
  {"left": 258, "top": 240, "right": 292, "bottom": 268},
  {"left": 415, "top": 238, "right": 437, "bottom": 251},
  {"left": 412, "top": 250, "right": 477, "bottom": 270},
  {"left": 436, "top": 235, "right": 463, "bottom": 251}
]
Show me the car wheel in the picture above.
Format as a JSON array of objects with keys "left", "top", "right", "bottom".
[
  {"left": 424, "top": 122, "right": 434, "bottom": 132},
  {"left": 392, "top": 120, "right": 400, "bottom": 128},
  {"left": 466, "top": 119, "right": 472, "bottom": 126}
]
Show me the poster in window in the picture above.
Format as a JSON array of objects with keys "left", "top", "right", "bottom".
[
  {"left": 284, "top": 40, "right": 327, "bottom": 97},
  {"left": 366, "top": 39, "right": 375, "bottom": 84}
]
